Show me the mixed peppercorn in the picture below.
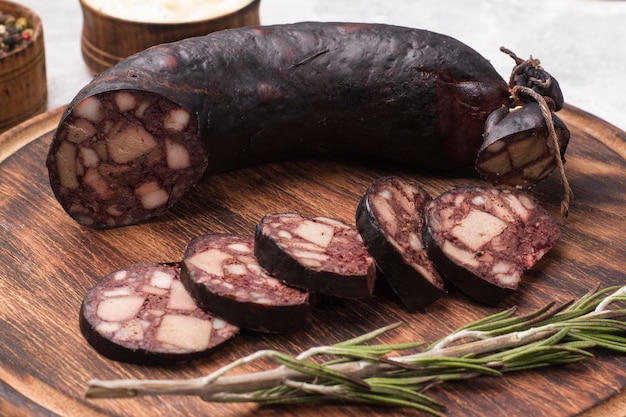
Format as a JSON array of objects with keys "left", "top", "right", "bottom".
[{"left": 0, "top": 11, "right": 34, "bottom": 58}]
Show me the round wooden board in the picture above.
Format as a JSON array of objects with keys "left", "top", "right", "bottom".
[{"left": 0, "top": 104, "right": 625, "bottom": 417}]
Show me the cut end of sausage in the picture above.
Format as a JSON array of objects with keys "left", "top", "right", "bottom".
[
  {"left": 47, "top": 90, "right": 207, "bottom": 229},
  {"left": 181, "top": 234, "right": 311, "bottom": 333},
  {"left": 476, "top": 103, "right": 570, "bottom": 189},
  {"left": 79, "top": 262, "right": 239, "bottom": 365},
  {"left": 254, "top": 213, "right": 378, "bottom": 299},
  {"left": 423, "top": 185, "right": 560, "bottom": 305},
  {"left": 356, "top": 176, "right": 446, "bottom": 311}
]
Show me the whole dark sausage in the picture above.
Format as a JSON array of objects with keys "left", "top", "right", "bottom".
[
  {"left": 46, "top": 22, "right": 510, "bottom": 229},
  {"left": 79, "top": 262, "right": 239, "bottom": 365},
  {"left": 422, "top": 186, "right": 560, "bottom": 305},
  {"left": 254, "top": 213, "right": 377, "bottom": 299}
]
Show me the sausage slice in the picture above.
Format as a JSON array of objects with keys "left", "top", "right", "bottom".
[
  {"left": 181, "top": 234, "right": 311, "bottom": 333},
  {"left": 80, "top": 262, "right": 238, "bottom": 365},
  {"left": 254, "top": 213, "right": 377, "bottom": 299},
  {"left": 422, "top": 186, "right": 560, "bottom": 305},
  {"left": 356, "top": 176, "right": 446, "bottom": 311}
]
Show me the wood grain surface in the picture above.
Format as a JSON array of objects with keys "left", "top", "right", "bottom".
[{"left": 0, "top": 104, "right": 625, "bottom": 417}]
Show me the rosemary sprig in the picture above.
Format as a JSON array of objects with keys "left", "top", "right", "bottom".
[{"left": 86, "top": 285, "right": 626, "bottom": 415}]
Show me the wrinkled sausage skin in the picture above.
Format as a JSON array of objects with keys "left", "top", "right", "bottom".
[{"left": 47, "top": 22, "right": 510, "bottom": 229}]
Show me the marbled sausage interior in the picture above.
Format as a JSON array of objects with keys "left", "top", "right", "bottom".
[{"left": 80, "top": 262, "right": 238, "bottom": 364}]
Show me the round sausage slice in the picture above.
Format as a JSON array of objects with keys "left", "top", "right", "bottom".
[
  {"left": 181, "top": 234, "right": 311, "bottom": 333},
  {"left": 422, "top": 186, "right": 560, "bottom": 305},
  {"left": 254, "top": 213, "right": 377, "bottom": 299},
  {"left": 80, "top": 262, "right": 239, "bottom": 365},
  {"left": 356, "top": 176, "right": 446, "bottom": 311}
]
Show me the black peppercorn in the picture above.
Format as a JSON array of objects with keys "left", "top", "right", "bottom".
[{"left": 0, "top": 11, "right": 34, "bottom": 58}]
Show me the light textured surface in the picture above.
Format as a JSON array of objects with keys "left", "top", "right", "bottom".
[{"left": 17, "top": 0, "right": 626, "bottom": 131}]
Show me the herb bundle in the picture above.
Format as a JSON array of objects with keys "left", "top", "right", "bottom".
[{"left": 86, "top": 285, "right": 626, "bottom": 416}]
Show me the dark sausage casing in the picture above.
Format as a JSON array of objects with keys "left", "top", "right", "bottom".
[{"left": 47, "top": 22, "right": 510, "bottom": 228}]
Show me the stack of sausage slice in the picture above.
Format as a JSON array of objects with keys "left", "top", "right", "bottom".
[{"left": 80, "top": 176, "right": 560, "bottom": 365}]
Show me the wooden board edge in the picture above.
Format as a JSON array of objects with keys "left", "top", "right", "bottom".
[
  {"left": 581, "top": 391, "right": 626, "bottom": 417},
  {"left": 0, "top": 106, "right": 65, "bottom": 164},
  {"left": 561, "top": 103, "right": 626, "bottom": 160}
]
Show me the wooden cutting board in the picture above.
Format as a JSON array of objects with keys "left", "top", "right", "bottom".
[{"left": 0, "top": 104, "right": 625, "bottom": 417}]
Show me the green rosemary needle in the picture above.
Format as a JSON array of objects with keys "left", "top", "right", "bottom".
[{"left": 85, "top": 285, "right": 626, "bottom": 416}]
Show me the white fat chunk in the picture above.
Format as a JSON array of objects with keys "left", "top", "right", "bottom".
[
  {"left": 113, "top": 270, "right": 128, "bottom": 280},
  {"left": 164, "top": 108, "right": 190, "bottom": 131},
  {"left": 223, "top": 263, "right": 248, "bottom": 275},
  {"left": 141, "top": 285, "right": 168, "bottom": 296},
  {"left": 277, "top": 230, "right": 293, "bottom": 239},
  {"left": 156, "top": 314, "right": 212, "bottom": 351},
  {"left": 212, "top": 318, "right": 227, "bottom": 330},
  {"left": 97, "top": 295, "right": 146, "bottom": 322},
  {"left": 55, "top": 141, "right": 79, "bottom": 189},
  {"left": 80, "top": 147, "right": 100, "bottom": 168},
  {"left": 73, "top": 96, "right": 103, "bottom": 123},
  {"left": 135, "top": 101, "right": 150, "bottom": 118},
  {"left": 293, "top": 249, "right": 330, "bottom": 262},
  {"left": 135, "top": 182, "right": 169, "bottom": 210},
  {"left": 503, "top": 194, "right": 530, "bottom": 221},
  {"left": 106, "top": 125, "right": 157, "bottom": 164},
  {"left": 115, "top": 92, "right": 137, "bottom": 112},
  {"left": 150, "top": 270, "right": 174, "bottom": 289},
  {"left": 167, "top": 280, "right": 197, "bottom": 311},
  {"left": 66, "top": 118, "right": 97, "bottom": 144},
  {"left": 492, "top": 261, "right": 514, "bottom": 274},
  {"left": 450, "top": 210, "right": 508, "bottom": 252},
  {"left": 102, "top": 287, "right": 132, "bottom": 297},
  {"left": 442, "top": 241, "right": 480, "bottom": 268},
  {"left": 113, "top": 319, "right": 144, "bottom": 342},
  {"left": 226, "top": 243, "right": 251, "bottom": 253},
  {"left": 165, "top": 138, "right": 191, "bottom": 170},
  {"left": 186, "top": 249, "right": 232, "bottom": 277},
  {"left": 84, "top": 168, "right": 113, "bottom": 199},
  {"left": 94, "top": 321, "right": 121, "bottom": 334},
  {"left": 371, "top": 195, "right": 398, "bottom": 236},
  {"left": 408, "top": 232, "right": 423, "bottom": 251},
  {"left": 471, "top": 195, "right": 486, "bottom": 206},
  {"left": 313, "top": 216, "right": 349, "bottom": 230},
  {"left": 378, "top": 189, "right": 392, "bottom": 200},
  {"left": 293, "top": 220, "right": 335, "bottom": 248},
  {"left": 298, "top": 257, "right": 323, "bottom": 268}
]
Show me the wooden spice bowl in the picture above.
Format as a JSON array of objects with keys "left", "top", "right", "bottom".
[
  {"left": 0, "top": 0, "right": 47, "bottom": 133},
  {"left": 79, "top": 0, "right": 261, "bottom": 74}
]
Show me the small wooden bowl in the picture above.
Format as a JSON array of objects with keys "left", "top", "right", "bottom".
[
  {"left": 79, "top": 0, "right": 261, "bottom": 74},
  {"left": 0, "top": 1, "right": 47, "bottom": 133}
]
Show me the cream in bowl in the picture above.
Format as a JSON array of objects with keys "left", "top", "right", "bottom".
[
  {"left": 79, "top": 0, "right": 260, "bottom": 74},
  {"left": 83, "top": 0, "right": 257, "bottom": 23}
]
